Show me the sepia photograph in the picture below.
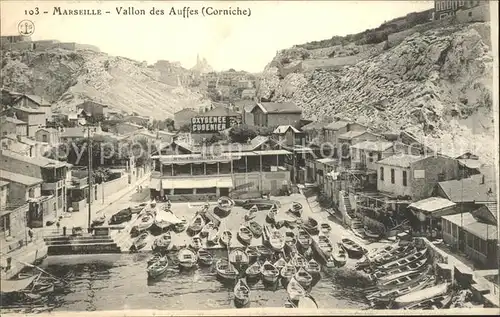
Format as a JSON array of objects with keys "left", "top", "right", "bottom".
[{"left": 0, "top": 0, "right": 498, "bottom": 315}]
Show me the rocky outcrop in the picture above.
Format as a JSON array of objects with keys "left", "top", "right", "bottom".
[
  {"left": 1, "top": 48, "right": 209, "bottom": 118},
  {"left": 258, "top": 22, "right": 494, "bottom": 162}
]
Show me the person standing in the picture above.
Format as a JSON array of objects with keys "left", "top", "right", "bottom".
[{"left": 28, "top": 227, "right": 34, "bottom": 242}]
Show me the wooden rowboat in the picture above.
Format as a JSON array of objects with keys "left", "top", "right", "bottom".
[
  {"left": 237, "top": 226, "right": 253, "bottom": 245},
  {"left": 274, "top": 257, "right": 287, "bottom": 272},
  {"left": 173, "top": 218, "right": 187, "bottom": 233},
  {"left": 297, "top": 230, "right": 312, "bottom": 250},
  {"left": 280, "top": 262, "right": 296, "bottom": 288},
  {"left": 305, "top": 259, "right": 321, "bottom": 278},
  {"left": 200, "top": 221, "right": 215, "bottom": 238},
  {"left": 261, "top": 260, "right": 279, "bottom": 284},
  {"left": 246, "top": 246, "right": 259, "bottom": 263},
  {"left": 295, "top": 267, "right": 312, "bottom": 289},
  {"left": 131, "top": 232, "right": 149, "bottom": 251},
  {"left": 216, "top": 258, "right": 239, "bottom": 282},
  {"left": 151, "top": 232, "right": 171, "bottom": 253},
  {"left": 319, "top": 222, "right": 332, "bottom": 234},
  {"left": 332, "top": 242, "right": 347, "bottom": 267},
  {"left": 286, "top": 277, "right": 306, "bottom": 301},
  {"left": 229, "top": 249, "right": 249, "bottom": 269},
  {"left": 197, "top": 249, "right": 213, "bottom": 266},
  {"left": 377, "top": 265, "right": 432, "bottom": 291},
  {"left": 376, "top": 248, "right": 428, "bottom": 272},
  {"left": 256, "top": 245, "right": 273, "bottom": 259},
  {"left": 247, "top": 221, "right": 263, "bottom": 237},
  {"left": 303, "top": 217, "right": 319, "bottom": 235},
  {"left": 291, "top": 253, "right": 307, "bottom": 270},
  {"left": 187, "top": 214, "right": 205, "bottom": 234},
  {"left": 147, "top": 256, "right": 168, "bottom": 279},
  {"left": 341, "top": 238, "right": 365, "bottom": 258},
  {"left": 245, "top": 261, "right": 262, "bottom": 283},
  {"left": 219, "top": 230, "right": 232, "bottom": 247},
  {"left": 190, "top": 235, "right": 203, "bottom": 250},
  {"left": 233, "top": 278, "right": 250, "bottom": 308},
  {"left": 267, "top": 227, "right": 285, "bottom": 252},
  {"left": 135, "top": 213, "right": 155, "bottom": 232},
  {"left": 298, "top": 295, "right": 319, "bottom": 308},
  {"left": 207, "top": 226, "right": 219, "bottom": 245},
  {"left": 394, "top": 282, "right": 449, "bottom": 308},
  {"left": 371, "top": 257, "right": 428, "bottom": 281},
  {"left": 177, "top": 248, "right": 197, "bottom": 269}
]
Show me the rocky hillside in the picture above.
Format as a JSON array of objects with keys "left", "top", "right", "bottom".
[
  {"left": 1, "top": 48, "right": 209, "bottom": 118},
  {"left": 258, "top": 20, "right": 495, "bottom": 162}
]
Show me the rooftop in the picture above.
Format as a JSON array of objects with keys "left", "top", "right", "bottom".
[
  {"left": 301, "top": 121, "right": 329, "bottom": 131},
  {"left": 61, "top": 127, "right": 87, "bottom": 138},
  {"left": 204, "top": 105, "right": 240, "bottom": 117},
  {"left": 442, "top": 212, "right": 498, "bottom": 241},
  {"left": 338, "top": 130, "right": 370, "bottom": 140},
  {"left": 174, "top": 108, "right": 197, "bottom": 115},
  {"left": 377, "top": 154, "right": 424, "bottom": 168},
  {"left": 325, "top": 120, "right": 349, "bottom": 130},
  {"left": 17, "top": 94, "right": 51, "bottom": 106},
  {"left": 438, "top": 172, "right": 497, "bottom": 203},
  {"left": 1, "top": 116, "right": 27, "bottom": 125},
  {"left": 0, "top": 169, "right": 44, "bottom": 186},
  {"left": 273, "top": 125, "right": 301, "bottom": 134},
  {"left": 13, "top": 106, "right": 45, "bottom": 114},
  {"left": 0, "top": 149, "right": 70, "bottom": 168},
  {"left": 408, "top": 197, "right": 456, "bottom": 213},
  {"left": 350, "top": 140, "right": 394, "bottom": 152},
  {"left": 0, "top": 180, "right": 9, "bottom": 187},
  {"left": 256, "top": 102, "right": 302, "bottom": 114}
]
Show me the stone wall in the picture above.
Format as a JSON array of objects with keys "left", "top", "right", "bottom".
[
  {"left": 3, "top": 40, "right": 100, "bottom": 52},
  {"left": 456, "top": 5, "right": 490, "bottom": 23}
]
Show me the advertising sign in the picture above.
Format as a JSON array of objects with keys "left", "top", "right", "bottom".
[{"left": 191, "top": 116, "right": 240, "bottom": 133}]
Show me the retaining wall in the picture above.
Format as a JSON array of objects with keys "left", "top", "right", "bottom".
[{"left": 456, "top": 5, "right": 490, "bottom": 23}]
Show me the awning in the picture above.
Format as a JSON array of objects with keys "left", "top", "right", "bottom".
[
  {"left": 150, "top": 178, "right": 161, "bottom": 191},
  {"left": 216, "top": 177, "right": 234, "bottom": 188},
  {"left": 161, "top": 177, "right": 234, "bottom": 189},
  {"left": 0, "top": 275, "right": 37, "bottom": 293}
]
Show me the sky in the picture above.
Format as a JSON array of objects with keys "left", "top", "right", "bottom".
[{"left": 1, "top": 1, "right": 434, "bottom": 72}]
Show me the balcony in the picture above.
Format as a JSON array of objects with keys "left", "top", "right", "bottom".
[{"left": 41, "top": 180, "right": 64, "bottom": 191}]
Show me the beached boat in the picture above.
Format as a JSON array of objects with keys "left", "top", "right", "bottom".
[
  {"left": 237, "top": 226, "right": 253, "bottom": 245},
  {"left": 200, "top": 221, "right": 215, "bottom": 238},
  {"left": 280, "top": 262, "right": 296, "bottom": 287},
  {"left": 319, "top": 223, "right": 332, "bottom": 234},
  {"left": 313, "top": 234, "right": 333, "bottom": 261},
  {"left": 244, "top": 205, "right": 258, "bottom": 221},
  {"left": 216, "top": 258, "right": 239, "bottom": 282},
  {"left": 135, "top": 213, "right": 155, "bottom": 232},
  {"left": 245, "top": 261, "right": 262, "bottom": 283},
  {"left": 298, "top": 295, "right": 319, "bottom": 308},
  {"left": 297, "top": 229, "right": 312, "bottom": 250},
  {"left": 274, "top": 257, "right": 287, "bottom": 272},
  {"left": 229, "top": 249, "right": 249, "bottom": 269},
  {"left": 303, "top": 217, "right": 319, "bottom": 235},
  {"left": 285, "top": 231, "right": 296, "bottom": 246},
  {"left": 332, "top": 243, "right": 347, "bottom": 267},
  {"left": 366, "top": 275, "right": 435, "bottom": 302},
  {"left": 303, "top": 246, "right": 314, "bottom": 260},
  {"left": 190, "top": 235, "right": 203, "bottom": 250},
  {"left": 247, "top": 221, "right": 263, "bottom": 237},
  {"left": 91, "top": 215, "right": 106, "bottom": 227},
  {"left": 376, "top": 265, "right": 432, "bottom": 291},
  {"left": 131, "top": 232, "right": 149, "bottom": 251},
  {"left": 233, "top": 278, "right": 250, "bottom": 308},
  {"left": 403, "top": 290, "right": 454, "bottom": 310},
  {"left": 365, "top": 227, "right": 381, "bottom": 239},
  {"left": 177, "top": 248, "right": 197, "bottom": 269},
  {"left": 151, "top": 232, "right": 171, "bottom": 253},
  {"left": 266, "top": 208, "right": 278, "bottom": 223},
  {"left": 289, "top": 202, "right": 303, "bottom": 217},
  {"left": 341, "top": 238, "right": 365, "bottom": 258},
  {"left": 324, "top": 254, "right": 337, "bottom": 269},
  {"left": 291, "top": 253, "right": 307, "bottom": 270},
  {"left": 305, "top": 259, "right": 321, "bottom": 279},
  {"left": 207, "top": 226, "right": 219, "bottom": 244},
  {"left": 147, "top": 253, "right": 163, "bottom": 267},
  {"left": 256, "top": 245, "right": 273, "bottom": 258},
  {"left": 173, "top": 218, "right": 187, "bottom": 233},
  {"left": 284, "top": 299, "right": 297, "bottom": 308},
  {"left": 295, "top": 267, "right": 313, "bottom": 289},
  {"left": 216, "top": 196, "right": 234, "bottom": 217},
  {"left": 147, "top": 256, "right": 168, "bottom": 279},
  {"left": 197, "top": 249, "right": 213, "bottom": 266},
  {"left": 261, "top": 261, "right": 279, "bottom": 284},
  {"left": 187, "top": 214, "right": 205, "bottom": 234},
  {"left": 246, "top": 246, "right": 259, "bottom": 263},
  {"left": 371, "top": 257, "right": 428, "bottom": 281},
  {"left": 287, "top": 277, "right": 306, "bottom": 301},
  {"left": 219, "top": 230, "right": 232, "bottom": 247},
  {"left": 267, "top": 227, "right": 285, "bottom": 251},
  {"left": 369, "top": 244, "right": 416, "bottom": 265},
  {"left": 376, "top": 248, "right": 428, "bottom": 272},
  {"left": 394, "top": 282, "right": 450, "bottom": 308},
  {"left": 153, "top": 209, "right": 181, "bottom": 230}
]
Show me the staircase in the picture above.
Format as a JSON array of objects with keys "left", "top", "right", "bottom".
[
  {"left": 343, "top": 193, "right": 355, "bottom": 218},
  {"left": 44, "top": 234, "right": 121, "bottom": 255}
]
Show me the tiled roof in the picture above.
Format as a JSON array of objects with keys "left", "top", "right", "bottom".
[
  {"left": 36, "top": 127, "right": 59, "bottom": 133},
  {"left": 174, "top": 108, "right": 197, "bottom": 115},
  {"left": 338, "top": 130, "right": 370, "bottom": 140},
  {"left": 0, "top": 180, "right": 9, "bottom": 187},
  {"left": 204, "top": 105, "right": 240, "bottom": 117},
  {"left": 24, "top": 94, "right": 51, "bottom": 106},
  {"left": 441, "top": 212, "right": 497, "bottom": 240},
  {"left": 458, "top": 159, "right": 483, "bottom": 170},
  {"left": 350, "top": 140, "right": 394, "bottom": 152},
  {"left": 61, "top": 127, "right": 86, "bottom": 138},
  {"left": 0, "top": 149, "right": 70, "bottom": 168},
  {"left": 13, "top": 106, "right": 45, "bottom": 114},
  {"left": 376, "top": 154, "right": 424, "bottom": 168},
  {"left": 325, "top": 120, "right": 350, "bottom": 130},
  {"left": 273, "top": 125, "right": 301, "bottom": 134},
  {"left": 408, "top": 197, "right": 456, "bottom": 213},
  {"left": 0, "top": 169, "right": 43, "bottom": 186},
  {"left": 1, "top": 116, "right": 27, "bottom": 124},
  {"left": 301, "top": 121, "right": 329, "bottom": 131},
  {"left": 257, "top": 102, "right": 302, "bottom": 114},
  {"left": 438, "top": 172, "right": 497, "bottom": 203}
]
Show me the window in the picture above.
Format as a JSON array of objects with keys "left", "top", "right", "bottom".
[
  {"left": 380, "top": 167, "right": 384, "bottom": 181},
  {"left": 28, "top": 188, "right": 35, "bottom": 198},
  {"left": 42, "top": 134, "right": 48, "bottom": 142},
  {"left": 436, "top": 2, "right": 440, "bottom": 10},
  {"left": 402, "top": 170, "right": 407, "bottom": 186},
  {"left": 1, "top": 214, "right": 11, "bottom": 236},
  {"left": 390, "top": 169, "right": 395, "bottom": 184},
  {"left": 377, "top": 153, "right": 382, "bottom": 161},
  {"left": 459, "top": 0, "right": 465, "bottom": 6},
  {"left": 468, "top": 11, "right": 472, "bottom": 17}
]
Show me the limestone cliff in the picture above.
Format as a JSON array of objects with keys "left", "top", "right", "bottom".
[
  {"left": 258, "top": 21, "right": 495, "bottom": 162},
  {"left": 1, "top": 48, "right": 209, "bottom": 118}
]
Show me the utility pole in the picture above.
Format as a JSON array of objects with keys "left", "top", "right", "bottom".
[{"left": 87, "top": 126, "right": 92, "bottom": 232}]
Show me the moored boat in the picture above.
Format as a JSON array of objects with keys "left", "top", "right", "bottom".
[
  {"left": 261, "top": 260, "right": 279, "bottom": 284},
  {"left": 285, "top": 230, "right": 296, "bottom": 246},
  {"left": 303, "top": 217, "right": 319, "bottom": 235},
  {"left": 147, "top": 256, "right": 168, "bottom": 279},
  {"left": 216, "top": 196, "right": 234, "bottom": 217},
  {"left": 403, "top": 290, "right": 454, "bottom": 310},
  {"left": 377, "top": 265, "right": 432, "bottom": 290},
  {"left": 200, "top": 221, "right": 215, "bottom": 238},
  {"left": 266, "top": 208, "right": 277, "bottom": 223},
  {"left": 207, "top": 226, "right": 219, "bottom": 245},
  {"left": 297, "top": 229, "right": 312, "bottom": 250},
  {"left": 177, "top": 248, "right": 197, "bottom": 269},
  {"left": 245, "top": 261, "right": 262, "bottom": 283},
  {"left": 173, "top": 218, "right": 187, "bottom": 233},
  {"left": 135, "top": 213, "right": 155, "bottom": 232},
  {"left": 332, "top": 242, "right": 347, "bottom": 267},
  {"left": 274, "top": 257, "right": 287, "bottom": 272},
  {"left": 131, "top": 232, "right": 149, "bottom": 252},
  {"left": 291, "top": 253, "right": 307, "bottom": 270},
  {"left": 367, "top": 276, "right": 435, "bottom": 304},
  {"left": 305, "top": 259, "right": 321, "bottom": 279},
  {"left": 216, "top": 258, "right": 239, "bottom": 282},
  {"left": 187, "top": 214, "right": 205, "bottom": 234},
  {"left": 286, "top": 277, "right": 306, "bottom": 301},
  {"left": 246, "top": 246, "right": 259, "bottom": 263},
  {"left": 267, "top": 227, "right": 285, "bottom": 252},
  {"left": 393, "top": 282, "right": 450, "bottom": 308},
  {"left": 219, "top": 230, "right": 232, "bottom": 247},
  {"left": 244, "top": 205, "right": 258, "bottom": 221},
  {"left": 312, "top": 234, "right": 333, "bottom": 263},
  {"left": 197, "top": 249, "right": 214, "bottom": 266},
  {"left": 371, "top": 257, "right": 428, "bottom": 281},
  {"left": 295, "top": 267, "right": 312, "bottom": 289},
  {"left": 233, "top": 278, "right": 250, "bottom": 308},
  {"left": 237, "top": 226, "right": 253, "bottom": 245},
  {"left": 319, "top": 223, "right": 331, "bottom": 234},
  {"left": 376, "top": 248, "right": 428, "bottom": 272},
  {"left": 256, "top": 245, "right": 273, "bottom": 259},
  {"left": 289, "top": 202, "right": 303, "bottom": 217},
  {"left": 341, "top": 238, "right": 365, "bottom": 258},
  {"left": 152, "top": 232, "right": 171, "bottom": 253},
  {"left": 280, "top": 262, "right": 296, "bottom": 288},
  {"left": 229, "top": 249, "right": 249, "bottom": 270},
  {"left": 247, "top": 221, "right": 263, "bottom": 237}
]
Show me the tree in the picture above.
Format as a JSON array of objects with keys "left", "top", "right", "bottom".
[
  {"left": 229, "top": 124, "right": 258, "bottom": 143},
  {"left": 206, "top": 133, "right": 224, "bottom": 145},
  {"left": 179, "top": 123, "right": 191, "bottom": 133}
]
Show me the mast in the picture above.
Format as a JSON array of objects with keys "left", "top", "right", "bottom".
[{"left": 87, "top": 126, "right": 92, "bottom": 231}]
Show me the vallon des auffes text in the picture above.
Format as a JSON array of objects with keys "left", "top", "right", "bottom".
[{"left": 26, "top": 6, "right": 252, "bottom": 18}]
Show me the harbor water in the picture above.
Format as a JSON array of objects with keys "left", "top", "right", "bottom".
[{"left": 3, "top": 252, "right": 370, "bottom": 312}]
